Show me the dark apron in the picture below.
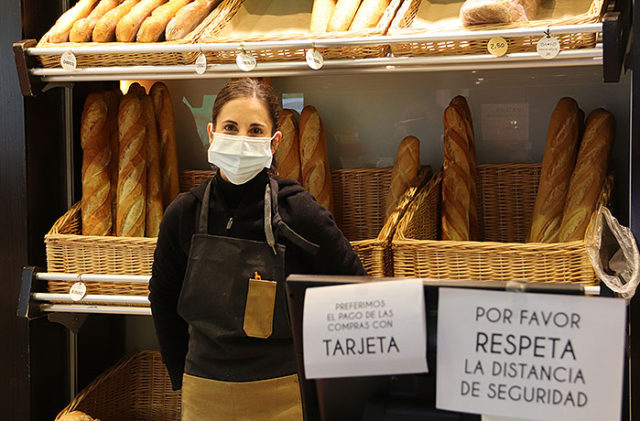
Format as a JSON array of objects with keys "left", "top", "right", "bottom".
[{"left": 177, "top": 177, "right": 318, "bottom": 420}]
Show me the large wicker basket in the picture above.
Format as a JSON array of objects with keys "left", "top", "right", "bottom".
[
  {"left": 392, "top": 163, "right": 612, "bottom": 285},
  {"left": 34, "top": 0, "right": 239, "bottom": 68},
  {"left": 389, "top": 0, "right": 605, "bottom": 58},
  {"left": 55, "top": 350, "right": 181, "bottom": 421},
  {"left": 195, "top": 0, "right": 402, "bottom": 63},
  {"left": 45, "top": 168, "right": 430, "bottom": 294}
]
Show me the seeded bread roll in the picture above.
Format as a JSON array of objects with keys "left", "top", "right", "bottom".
[
  {"left": 310, "top": 0, "right": 337, "bottom": 32},
  {"left": 275, "top": 109, "right": 302, "bottom": 183},
  {"left": 528, "top": 97, "right": 581, "bottom": 243},
  {"left": 47, "top": 0, "right": 99, "bottom": 43},
  {"left": 70, "top": 0, "right": 121, "bottom": 42},
  {"left": 385, "top": 136, "right": 420, "bottom": 220},
  {"left": 150, "top": 82, "right": 180, "bottom": 208},
  {"left": 116, "top": 92, "right": 147, "bottom": 237},
  {"left": 558, "top": 109, "right": 615, "bottom": 241},
  {"left": 80, "top": 92, "right": 112, "bottom": 236},
  {"left": 93, "top": 0, "right": 141, "bottom": 42},
  {"left": 299, "top": 106, "right": 334, "bottom": 214}
]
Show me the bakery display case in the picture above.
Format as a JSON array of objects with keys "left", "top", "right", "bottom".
[{"left": 7, "top": 0, "right": 639, "bottom": 419}]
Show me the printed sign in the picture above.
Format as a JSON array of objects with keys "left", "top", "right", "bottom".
[
  {"left": 487, "top": 37, "right": 508, "bottom": 57},
  {"left": 303, "top": 279, "right": 428, "bottom": 379},
  {"left": 306, "top": 48, "right": 324, "bottom": 70},
  {"left": 236, "top": 52, "right": 257, "bottom": 72},
  {"left": 195, "top": 53, "right": 207, "bottom": 74},
  {"left": 537, "top": 36, "right": 561, "bottom": 59},
  {"left": 61, "top": 50, "right": 77, "bottom": 71},
  {"left": 436, "top": 288, "right": 626, "bottom": 421},
  {"left": 69, "top": 282, "right": 87, "bottom": 302}
]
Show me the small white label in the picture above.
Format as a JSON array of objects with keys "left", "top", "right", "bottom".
[
  {"left": 195, "top": 53, "right": 207, "bottom": 74},
  {"left": 487, "top": 37, "right": 508, "bottom": 57},
  {"left": 236, "top": 52, "right": 257, "bottom": 72},
  {"left": 303, "top": 279, "right": 428, "bottom": 379},
  {"left": 306, "top": 48, "right": 324, "bottom": 70},
  {"left": 69, "top": 282, "right": 87, "bottom": 302},
  {"left": 61, "top": 50, "right": 77, "bottom": 71},
  {"left": 537, "top": 35, "right": 561, "bottom": 59},
  {"left": 436, "top": 288, "right": 626, "bottom": 421}
]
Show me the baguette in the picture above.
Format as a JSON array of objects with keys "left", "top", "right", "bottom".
[
  {"left": 128, "top": 82, "right": 147, "bottom": 96},
  {"left": 442, "top": 103, "right": 478, "bottom": 241},
  {"left": 299, "top": 106, "right": 334, "bottom": 214},
  {"left": 80, "top": 92, "right": 112, "bottom": 236},
  {"left": 166, "top": 0, "right": 220, "bottom": 40},
  {"left": 70, "top": 0, "right": 121, "bottom": 42},
  {"left": 142, "top": 95, "right": 163, "bottom": 237},
  {"left": 104, "top": 90, "right": 121, "bottom": 233},
  {"left": 558, "top": 109, "right": 615, "bottom": 242},
  {"left": 275, "top": 109, "right": 302, "bottom": 183},
  {"left": 327, "top": 0, "right": 362, "bottom": 32},
  {"left": 116, "top": 0, "right": 166, "bottom": 42},
  {"left": 528, "top": 97, "right": 581, "bottom": 243},
  {"left": 150, "top": 82, "right": 180, "bottom": 208},
  {"left": 47, "top": 0, "right": 99, "bottom": 43},
  {"left": 385, "top": 136, "right": 420, "bottom": 220},
  {"left": 93, "top": 0, "right": 141, "bottom": 42},
  {"left": 137, "top": 0, "right": 192, "bottom": 42},
  {"left": 117, "top": 92, "right": 147, "bottom": 237},
  {"left": 310, "top": 0, "right": 337, "bottom": 33},
  {"left": 349, "top": 0, "right": 390, "bottom": 31}
]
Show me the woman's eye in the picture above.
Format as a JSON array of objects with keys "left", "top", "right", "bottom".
[
  {"left": 250, "top": 127, "right": 264, "bottom": 135},
  {"left": 223, "top": 124, "right": 237, "bottom": 132}
]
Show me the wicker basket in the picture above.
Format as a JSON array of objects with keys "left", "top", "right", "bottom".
[
  {"left": 55, "top": 350, "right": 181, "bottom": 421},
  {"left": 392, "top": 163, "right": 612, "bottom": 285},
  {"left": 34, "top": 0, "right": 239, "bottom": 68},
  {"left": 45, "top": 168, "right": 430, "bottom": 294},
  {"left": 195, "top": 0, "right": 402, "bottom": 63},
  {"left": 389, "top": 0, "right": 604, "bottom": 57}
]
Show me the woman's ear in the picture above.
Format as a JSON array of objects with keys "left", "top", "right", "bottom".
[
  {"left": 207, "top": 122, "right": 215, "bottom": 145},
  {"left": 271, "top": 131, "right": 282, "bottom": 154}
]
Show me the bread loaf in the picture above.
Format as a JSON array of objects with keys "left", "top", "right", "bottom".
[
  {"left": 80, "top": 92, "right": 112, "bottom": 236},
  {"left": 327, "top": 0, "right": 362, "bottom": 32},
  {"left": 515, "top": 0, "right": 540, "bottom": 20},
  {"left": 141, "top": 95, "right": 163, "bottom": 237},
  {"left": 349, "top": 0, "right": 390, "bottom": 31},
  {"left": 70, "top": 0, "right": 120, "bottom": 42},
  {"left": 385, "top": 136, "right": 420, "bottom": 220},
  {"left": 117, "top": 92, "right": 147, "bottom": 237},
  {"left": 460, "top": 0, "right": 528, "bottom": 26},
  {"left": 150, "top": 82, "right": 180, "bottom": 208},
  {"left": 275, "top": 109, "right": 302, "bottom": 183},
  {"left": 528, "top": 97, "right": 581, "bottom": 243},
  {"left": 93, "top": 0, "right": 141, "bottom": 42},
  {"left": 137, "top": 0, "right": 191, "bottom": 42},
  {"left": 310, "top": 0, "right": 337, "bottom": 33},
  {"left": 128, "top": 82, "right": 147, "bottom": 96},
  {"left": 57, "top": 410, "right": 100, "bottom": 421},
  {"left": 558, "top": 109, "right": 614, "bottom": 242},
  {"left": 104, "top": 90, "right": 121, "bottom": 232},
  {"left": 299, "top": 106, "right": 334, "bottom": 213},
  {"left": 166, "top": 0, "right": 220, "bottom": 40},
  {"left": 448, "top": 95, "right": 479, "bottom": 239},
  {"left": 116, "top": 0, "right": 166, "bottom": 42},
  {"left": 47, "top": 0, "right": 99, "bottom": 43},
  {"left": 442, "top": 103, "right": 478, "bottom": 241}
]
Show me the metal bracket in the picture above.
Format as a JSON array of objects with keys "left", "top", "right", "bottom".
[
  {"left": 47, "top": 313, "right": 89, "bottom": 333},
  {"left": 42, "top": 82, "right": 74, "bottom": 93},
  {"left": 17, "top": 266, "right": 46, "bottom": 320},
  {"left": 13, "top": 39, "right": 40, "bottom": 97}
]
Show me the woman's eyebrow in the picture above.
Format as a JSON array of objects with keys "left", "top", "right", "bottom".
[
  {"left": 250, "top": 122, "right": 267, "bottom": 128},
  {"left": 221, "top": 119, "right": 238, "bottom": 125}
]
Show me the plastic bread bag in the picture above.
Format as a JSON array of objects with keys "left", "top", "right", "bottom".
[{"left": 585, "top": 206, "right": 640, "bottom": 300}]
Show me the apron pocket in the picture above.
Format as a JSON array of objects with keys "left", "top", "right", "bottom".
[{"left": 243, "top": 278, "right": 277, "bottom": 339}]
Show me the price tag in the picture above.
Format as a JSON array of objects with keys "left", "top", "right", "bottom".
[
  {"left": 69, "top": 282, "right": 87, "bottom": 302},
  {"left": 537, "top": 35, "right": 561, "bottom": 59},
  {"left": 236, "top": 52, "right": 257, "bottom": 72},
  {"left": 487, "top": 37, "right": 508, "bottom": 57},
  {"left": 306, "top": 48, "right": 324, "bottom": 70},
  {"left": 61, "top": 50, "right": 77, "bottom": 71},
  {"left": 195, "top": 53, "right": 207, "bottom": 74}
]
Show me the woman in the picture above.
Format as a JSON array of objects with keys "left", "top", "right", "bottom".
[{"left": 149, "top": 78, "right": 367, "bottom": 421}]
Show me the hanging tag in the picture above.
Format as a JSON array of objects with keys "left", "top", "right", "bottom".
[
  {"left": 306, "top": 48, "right": 324, "bottom": 70},
  {"left": 69, "top": 282, "right": 87, "bottom": 302},
  {"left": 236, "top": 52, "right": 257, "bottom": 72},
  {"left": 61, "top": 50, "right": 77, "bottom": 71},
  {"left": 536, "top": 34, "right": 560, "bottom": 59},
  {"left": 487, "top": 37, "right": 508, "bottom": 57},
  {"left": 195, "top": 53, "right": 207, "bottom": 74}
]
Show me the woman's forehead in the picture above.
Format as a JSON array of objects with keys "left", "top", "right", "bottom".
[{"left": 218, "top": 97, "right": 271, "bottom": 123}]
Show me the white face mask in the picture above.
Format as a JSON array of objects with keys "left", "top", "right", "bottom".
[{"left": 208, "top": 132, "right": 274, "bottom": 185}]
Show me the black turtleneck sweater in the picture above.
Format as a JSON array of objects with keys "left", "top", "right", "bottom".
[{"left": 149, "top": 170, "right": 367, "bottom": 390}]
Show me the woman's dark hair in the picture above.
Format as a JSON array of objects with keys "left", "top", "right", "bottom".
[{"left": 211, "top": 78, "right": 281, "bottom": 135}]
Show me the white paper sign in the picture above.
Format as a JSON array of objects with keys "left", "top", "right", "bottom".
[
  {"left": 303, "top": 279, "right": 428, "bottom": 379},
  {"left": 436, "top": 288, "right": 626, "bottom": 421}
]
